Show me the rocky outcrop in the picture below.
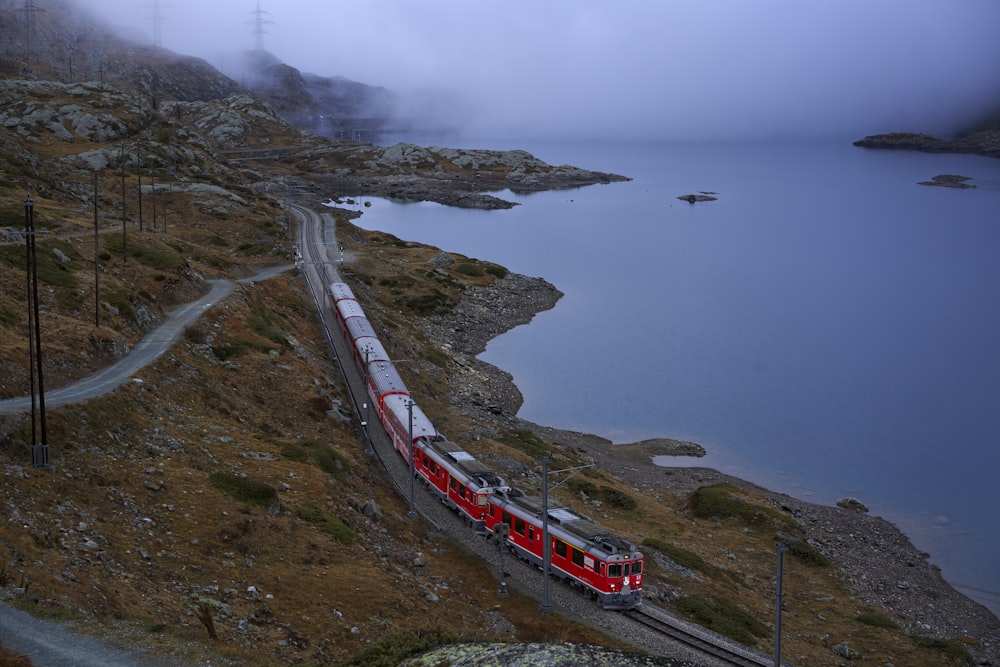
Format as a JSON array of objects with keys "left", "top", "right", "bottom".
[
  {"left": 162, "top": 94, "right": 293, "bottom": 149},
  {"left": 0, "top": 80, "right": 146, "bottom": 143},
  {"left": 311, "top": 142, "right": 630, "bottom": 209},
  {"left": 853, "top": 131, "right": 1000, "bottom": 158},
  {"left": 918, "top": 174, "right": 976, "bottom": 188},
  {"left": 676, "top": 192, "right": 717, "bottom": 203}
]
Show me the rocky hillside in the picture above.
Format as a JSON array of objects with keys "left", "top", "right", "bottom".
[
  {"left": 232, "top": 50, "right": 399, "bottom": 139},
  {"left": 0, "top": 0, "right": 397, "bottom": 140},
  {"left": 0, "top": 0, "right": 241, "bottom": 105}
]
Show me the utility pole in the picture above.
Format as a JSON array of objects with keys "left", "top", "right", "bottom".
[
  {"left": 406, "top": 398, "right": 417, "bottom": 518},
  {"left": 24, "top": 196, "right": 51, "bottom": 470},
  {"left": 18, "top": 0, "right": 44, "bottom": 71},
  {"left": 136, "top": 141, "right": 143, "bottom": 231},
  {"left": 93, "top": 171, "right": 100, "bottom": 327},
  {"left": 120, "top": 144, "right": 128, "bottom": 262},
  {"left": 495, "top": 522, "right": 509, "bottom": 597},
  {"left": 774, "top": 542, "right": 787, "bottom": 667},
  {"left": 150, "top": 172, "right": 156, "bottom": 231}
]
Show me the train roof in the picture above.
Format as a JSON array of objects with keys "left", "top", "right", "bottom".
[
  {"left": 496, "top": 491, "right": 639, "bottom": 557},
  {"left": 345, "top": 316, "right": 378, "bottom": 344},
  {"left": 423, "top": 437, "right": 508, "bottom": 491},
  {"left": 383, "top": 394, "right": 437, "bottom": 441},
  {"left": 368, "top": 362, "right": 408, "bottom": 397},
  {"left": 355, "top": 337, "right": 390, "bottom": 365},
  {"left": 336, "top": 299, "right": 366, "bottom": 322},
  {"left": 329, "top": 282, "right": 356, "bottom": 303}
]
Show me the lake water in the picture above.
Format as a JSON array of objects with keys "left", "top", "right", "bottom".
[{"left": 347, "top": 137, "right": 1000, "bottom": 615}]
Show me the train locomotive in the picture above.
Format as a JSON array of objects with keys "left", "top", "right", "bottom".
[{"left": 329, "top": 282, "right": 643, "bottom": 610}]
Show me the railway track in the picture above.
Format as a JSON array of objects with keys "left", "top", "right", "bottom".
[{"left": 623, "top": 605, "right": 777, "bottom": 667}]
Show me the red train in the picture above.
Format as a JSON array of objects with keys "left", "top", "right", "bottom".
[{"left": 329, "top": 282, "right": 643, "bottom": 610}]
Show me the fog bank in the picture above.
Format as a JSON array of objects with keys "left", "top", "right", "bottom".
[{"left": 79, "top": 0, "right": 1000, "bottom": 141}]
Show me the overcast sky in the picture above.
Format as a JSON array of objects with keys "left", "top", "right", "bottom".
[{"left": 78, "top": 0, "right": 1000, "bottom": 141}]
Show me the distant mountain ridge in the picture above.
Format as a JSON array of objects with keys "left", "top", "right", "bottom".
[
  {"left": 0, "top": 0, "right": 399, "bottom": 138},
  {"left": 230, "top": 50, "right": 400, "bottom": 139}
]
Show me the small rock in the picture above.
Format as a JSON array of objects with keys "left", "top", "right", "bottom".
[
  {"left": 832, "top": 641, "right": 859, "bottom": 660},
  {"left": 836, "top": 497, "right": 869, "bottom": 513}
]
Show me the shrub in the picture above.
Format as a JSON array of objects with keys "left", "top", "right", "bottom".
[
  {"left": 209, "top": 472, "right": 277, "bottom": 508},
  {"left": 688, "top": 483, "right": 796, "bottom": 531},
  {"left": 296, "top": 504, "right": 355, "bottom": 543},
  {"left": 484, "top": 264, "right": 508, "bottom": 279},
  {"left": 246, "top": 305, "right": 287, "bottom": 346},
  {"left": 910, "top": 636, "right": 973, "bottom": 665},
  {"left": 425, "top": 345, "right": 448, "bottom": 368},
  {"left": 499, "top": 430, "right": 551, "bottom": 458},
  {"left": 568, "top": 479, "right": 637, "bottom": 510},
  {"left": 195, "top": 602, "right": 217, "bottom": 639},
  {"left": 785, "top": 538, "right": 831, "bottom": 567},
  {"left": 104, "top": 287, "right": 136, "bottom": 323},
  {"left": 643, "top": 537, "right": 715, "bottom": 577},
  {"left": 454, "top": 262, "right": 484, "bottom": 277},
  {"left": 856, "top": 612, "right": 898, "bottom": 629},
  {"left": 675, "top": 595, "right": 769, "bottom": 644},
  {"left": 281, "top": 441, "right": 349, "bottom": 481},
  {"left": 211, "top": 333, "right": 275, "bottom": 360},
  {"left": 0, "top": 301, "right": 21, "bottom": 326}
]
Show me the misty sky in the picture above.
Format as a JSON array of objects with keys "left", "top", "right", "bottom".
[{"left": 78, "top": 0, "right": 1000, "bottom": 141}]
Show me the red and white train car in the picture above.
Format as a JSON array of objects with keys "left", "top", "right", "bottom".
[
  {"left": 382, "top": 393, "right": 436, "bottom": 460},
  {"left": 485, "top": 489, "right": 644, "bottom": 610},
  {"left": 413, "top": 436, "right": 510, "bottom": 532}
]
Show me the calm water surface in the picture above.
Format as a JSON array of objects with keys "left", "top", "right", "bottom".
[{"left": 348, "top": 138, "right": 1000, "bottom": 613}]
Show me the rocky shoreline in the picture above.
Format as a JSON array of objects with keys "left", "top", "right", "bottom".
[{"left": 422, "top": 270, "right": 1000, "bottom": 664}]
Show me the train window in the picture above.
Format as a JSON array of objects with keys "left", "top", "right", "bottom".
[
  {"left": 514, "top": 518, "right": 525, "bottom": 535},
  {"left": 623, "top": 563, "right": 630, "bottom": 576},
  {"left": 450, "top": 479, "right": 457, "bottom": 491},
  {"left": 488, "top": 504, "right": 496, "bottom": 518},
  {"left": 528, "top": 526, "right": 534, "bottom": 542},
  {"left": 571, "top": 548, "right": 584, "bottom": 567},
  {"left": 502, "top": 512, "right": 512, "bottom": 526},
  {"left": 608, "top": 563, "right": 622, "bottom": 578},
  {"left": 632, "top": 560, "right": 642, "bottom": 574},
  {"left": 555, "top": 540, "right": 567, "bottom": 559},
  {"left": 477, "top": 494, "right": 487, "bottom": 507}
]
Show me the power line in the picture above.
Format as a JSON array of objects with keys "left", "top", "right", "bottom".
[
  {"left": 249, "top": 1, "right": 274, "bottom": 52},
  {"left": 17, "top": 0, "right": 45, "bottom": 70},
  {"left": 151, "top": 0, "right": 163, "bottom": 46}
]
